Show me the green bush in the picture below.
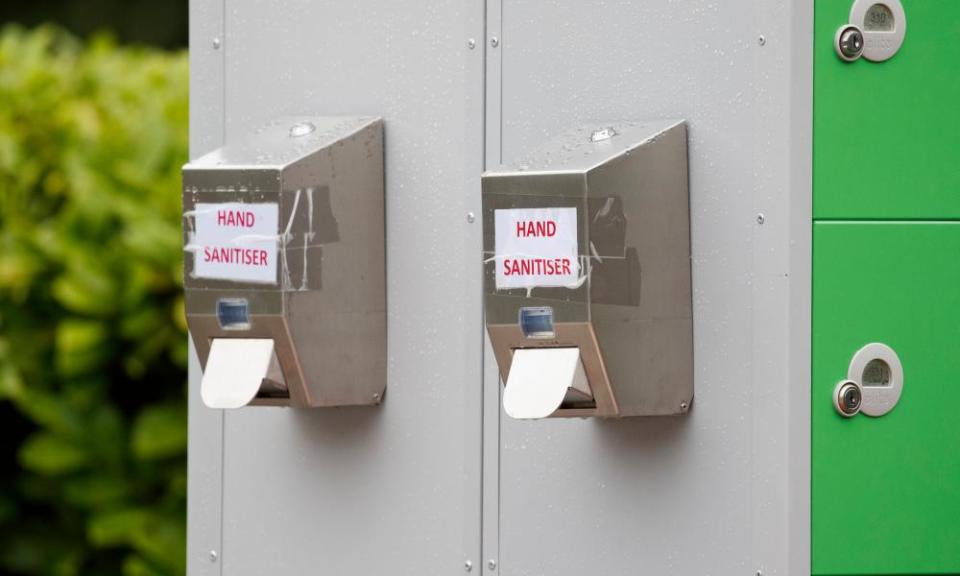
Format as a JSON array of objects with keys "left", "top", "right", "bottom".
[{"left": 0, "top": 26, "right": 188, "bottom": 575}]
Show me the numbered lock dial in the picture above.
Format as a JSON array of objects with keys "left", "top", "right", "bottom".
[{"left": 836, "top": 0, "right": 907, "bottom": 62}]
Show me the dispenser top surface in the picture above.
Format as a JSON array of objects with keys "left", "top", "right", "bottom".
[
  {"left": 485, "top": 119, "right": 684, "bottom": 176},
  {"left": 185, "top": 115, "right": 381, "bottom": 171}
]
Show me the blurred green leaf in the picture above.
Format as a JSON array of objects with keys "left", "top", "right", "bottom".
[
  {"left": 19, "top": 432, "right": 89, "bottom": 475},
  {"left": 63, "top": 474, "right": 132, "bottom": 510},
  {"left": 12, "top": 389, "right": 82, "bottom": 437},
  {"left": 51, "top": 264, "right": 118, "bottom": 317},
  {"left": 83, "top": 404, "right": 125, "bottom": 464},
  {"left": 0, "top": 244, "right": 42, "bottom": 296},
  {"left": 131, "top": 404, "right": 186, "bottom": 461},
  {"left": 88, "top": 508, "right": 152, "bottom": 548},
  {"left": 123, "top": 555, "right": 167, "bottom": 576},
  {"left": 89, "top": 508, "right": 185, "bottom": 575},
  {"left": 55, "top": 319, "right": 109, "bottom": 376},
  {"left": 0, "top": 363, "right": 24, "bottom": 400}
]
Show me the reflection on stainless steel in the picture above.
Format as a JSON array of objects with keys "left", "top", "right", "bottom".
[{"left": 588, "top": 196, "right": 626, "bottom": 256}]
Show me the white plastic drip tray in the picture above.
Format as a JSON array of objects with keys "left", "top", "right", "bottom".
[
  {"left": 503, "top": 347, "right": 591, "bottom": 419},
  {"left": 201, "top": 338, "right": 277, "bottom": 409}
]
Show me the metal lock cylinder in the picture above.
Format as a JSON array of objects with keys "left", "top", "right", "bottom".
[
  {"left": 835, "top": 24, "right": 865, "bottom": 61},
  {"left": 833, "top": 380, "right": 863, "bottom": 417}
]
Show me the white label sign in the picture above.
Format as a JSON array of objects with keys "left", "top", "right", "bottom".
[
  {"left": 192, "top": 202, "right": 279, "bottom": 284},
  {"left": 494, "top": 207, "right": 580, "bottom": 290}
]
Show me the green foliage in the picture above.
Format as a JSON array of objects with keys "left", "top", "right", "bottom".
[{"left": 0, "top": 26, "right": 188, "bottom": 575}]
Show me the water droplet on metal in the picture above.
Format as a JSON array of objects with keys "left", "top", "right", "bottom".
[
  {"left": 290, "top": 122, "right": 316, "bottom": 138},
  {"left": 590, "top": 127, "right": 618, "bottom": 142}
]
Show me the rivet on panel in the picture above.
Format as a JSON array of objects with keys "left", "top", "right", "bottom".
[
  {"left": 464, "top": 560, "right": 473, "bottom": 572},
  {"left": 680, "top": 401, "right": 689, "bottom": 412},
  {"left": 467, "top": 212, "right": 476, "bottom": 223},
  {"left": 212, "top": 37, "right": 221, "bottom": 50},
  {"left": 756, "top": 213, "right": 765, "bottom": 225},
  {"left": 487, "top": 559, "right": 497, "bottom": 570},
  {"left": 209, "top": 550, "right": 218, "bottom": 563},
  {"left": 758, "top": 35, "right": 766, "bottom": 46},
  {"left": 490, "top": 37, "right": 499, "bottom": 48},
  {"left": 467, "top": 38, "right": 476, "bottom": 50}
]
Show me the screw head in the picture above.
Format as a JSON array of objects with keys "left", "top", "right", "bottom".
[
  {"left": 487, "top": 559, "right": 497, "bottom": 570},
  {"left": 465, "top": 560, "right": 473, "bottom": 572},
  {"left": 467, "top": 38, "right": 476, "bottom": 50},
  {"left": 835, "top": 24, "right": 865, "bottom": 61},
  {"left": 212, "top": 37, "right": 221, "bottom": 50},
  {"left": 758, "top": 35, "right": 766, "bottom": 46},
  {"left": 680, "top": 401, "right": 689, "bottom": 412},
  {"left": 209, "top": 550, "right": 218, "bottom": 562},
  {"left": 757, "top": 213, "right": 765, "bottom": 225},
  {"left": 490, "top": 37, "right": 499, "bottom": 48}
]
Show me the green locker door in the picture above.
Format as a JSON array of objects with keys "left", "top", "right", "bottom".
[
  {"left": 813, "top": 224, "right": 960, "bottom": 574},
  {"left": 814, "top": 0, "right": 960, "bottom": 220},
  {"left": 814, "top": 1, "right": 960, "bottom": 574}
]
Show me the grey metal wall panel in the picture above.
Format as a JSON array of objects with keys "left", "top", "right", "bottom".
[
  {"left": 187, "top": 0, "right": 225, "bottom": 573},
  {"left": 786, "top": 1, "right": 813, "bottom": 573},
  {"left": 188, "top": 0, "right": 812, "bottom": 574},
  {"left": 186, "top": 0, "right": 485, "bottom": 574},
  {"left": 481, "top": 3, "right": 504, "bottom": 570},
  {"left": 488, "top": 1, "right": 811, "bottom": 575}
]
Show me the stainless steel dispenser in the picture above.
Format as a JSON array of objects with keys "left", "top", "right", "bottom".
[
  {"left": 183, "top": 116, "right": 385, "bottom": 408},
  {"left": 482, "top": 120, "right": 692, "bottom": 418}
]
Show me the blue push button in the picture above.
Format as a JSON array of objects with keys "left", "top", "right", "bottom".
[
  {"left": 519, "top": 306, "right": 555, "bottom": 339},
  {"left": 217, "top": 298, "right": 251, "bottom": 330}
]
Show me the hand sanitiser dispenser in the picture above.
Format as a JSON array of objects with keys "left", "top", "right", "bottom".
[
  {"left": 183, "top": 116, "right": 386, "bottom": 409},
  {"left": 482, "top": 121, "right": 692, "bottom": 418}
]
